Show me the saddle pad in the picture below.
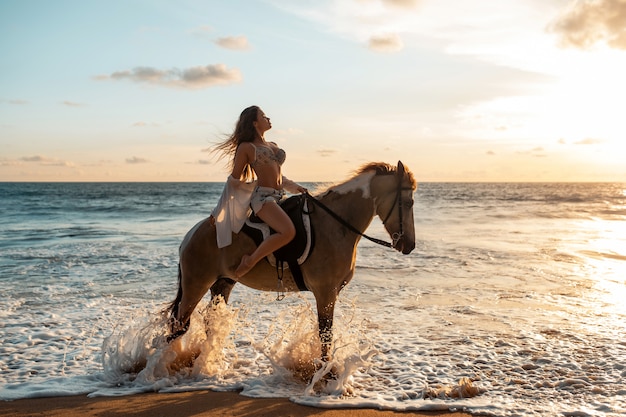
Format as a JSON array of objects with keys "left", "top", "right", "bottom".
[{"left": 243, "top": 194, "right": 313, "bottom": 267}]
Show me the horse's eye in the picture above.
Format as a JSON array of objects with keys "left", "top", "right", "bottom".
[{"left": 404, "top": 200, "right": 414, "bottom": 209}]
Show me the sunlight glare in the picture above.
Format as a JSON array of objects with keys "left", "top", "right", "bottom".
[{"left": 581, "top": 219, "right": 626, "bottom": 319}]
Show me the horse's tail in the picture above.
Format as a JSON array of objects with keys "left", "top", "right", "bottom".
[
  {"left": 165, "top": 263, "right": 183, "bottom": 318},
  {"left": 163, "top": 263, "right": 189, "bottom": 342}
]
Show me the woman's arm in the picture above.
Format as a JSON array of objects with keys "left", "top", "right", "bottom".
[
  {"left": 209, "top": 143, "right": 255, "bottom": 226},
  {"left": 231, "top": 142, "right": 255, "bottom": 179},
  {"left": 282, "top": 175, "right": 307, "bottom": 194}
]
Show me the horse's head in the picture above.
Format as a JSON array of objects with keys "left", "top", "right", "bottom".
[{"left": 370, "top": 161, "right": 417, "bottom": 254}]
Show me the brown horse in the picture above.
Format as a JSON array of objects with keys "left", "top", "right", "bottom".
[{"left": 167, "top": 161, "right": 417, "bottom": 361}]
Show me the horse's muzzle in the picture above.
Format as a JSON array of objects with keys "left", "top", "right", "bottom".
[{"left": 394, "top": 236, "right": 415, "bottom": 254}]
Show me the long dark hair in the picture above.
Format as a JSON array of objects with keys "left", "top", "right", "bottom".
[{"left": 212, "top": 105, "right": 260, "bottom": 181}]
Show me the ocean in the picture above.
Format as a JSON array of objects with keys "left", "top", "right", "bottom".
[{"left": 1, "top": 181, "right": 625, "bottom": 416}]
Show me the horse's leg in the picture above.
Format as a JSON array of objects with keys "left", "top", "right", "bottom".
[
  {"left": 210, "top": 277, "right": 236, "bottom": 304},
  {"left": 315, "top": 294, "right": 337, "bottom": 361},
  {"left": 168, "top": 263, "right": 215, "bottom": 342},
  {"left": 167, "top": 219, "right": 225, "bottom": 343}
]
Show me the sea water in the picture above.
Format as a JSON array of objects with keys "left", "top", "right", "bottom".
[{"left": 1, "top": 182, "right": 625, "bottom": 416}]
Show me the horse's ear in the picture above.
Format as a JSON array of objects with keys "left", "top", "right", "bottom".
[{"left": 397, "top": 160, "right": 405, "bottom": 177}]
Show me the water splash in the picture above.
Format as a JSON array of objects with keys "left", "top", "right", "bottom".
[
  {"left": 98, "top": 294, "right": 378, "bottom": 398},
  {"left": 263, "top": 301, "right": 322, "bottom": 382},
  {"left": 191, "top": 297, "right": 242, "bottom": 377},
  {"left": 100, "top": 297, "right": 242, "bottom": 391},
  {"left": 260, "top": 296, "right": 379, "bottom": 397}
]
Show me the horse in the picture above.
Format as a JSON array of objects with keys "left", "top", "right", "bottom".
[{"left": 166, "top": 161, "right": 417, "bottom": 363}]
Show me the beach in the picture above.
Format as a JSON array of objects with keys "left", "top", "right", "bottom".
[
  {"left": 1, "top": 182, "right": 625, "bottom": 416},
  {"left": 0, "top": 391, "right": 472, "bottom": 417}
]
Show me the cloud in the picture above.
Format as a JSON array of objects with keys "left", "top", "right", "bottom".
[
  {"left": 188, "top": 25, "right": 214, "bottom": 37},
  {"left": 49, "top": 161, "right": 76, "bottom": 167},
  {"left": 549, "top": 0, "right": 626, "bottom": 50},
  {"left": 126, "top": 156, "right": 149, "bottom": 164},
  {"left": 19, "top": 155, "right": 75, "bottom": 167},
  {"left": 61, "top": 101, "right": 86, "bottom": 107},
  {"left": 382, "top": 0, "right": 421, "bottom": 8},
  {"left": 21, "top": 155, "right": 52, "bottom": 162},
  {"left": 486, "top": 150, "right": 495, "bottom": 156},
  {"left": 132, "top": 121, "right": 160, "bottom": 127},
  {"left": 575, "top": 137, "right": 603, "bottom": 144},
  {"left": 95, "top": 64, "right": 242, "bottom": 89},
  {"left": 368, "top": 33, "right": 404, "bottom": 52},
  {"left": 274, "top": 0, "right": 419, "bottom": 52},
  {"left": 356, "top": 0, "right": 421, "bottom": 10},
  {"left": 215, "top": 35, "right": 250, "bottom": 50},
  {"left": 516, "top": 147, "right": 547, "bottom": 157},
  {"left": 9, "top": 99, "right": 28, "bottom": 105},
  {"left": 317, "top": 148, "right": 337, "bottom": 157},
  {"left": 0, "top": 159, "right": 19, "bottom": 166}
]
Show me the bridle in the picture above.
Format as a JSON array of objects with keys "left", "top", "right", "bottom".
[
  {"left": 381, "top": 173, "right": 414, "bottom": 249},
  {"left": 305, "top": 168, "right": 413, "bottom": 250}
]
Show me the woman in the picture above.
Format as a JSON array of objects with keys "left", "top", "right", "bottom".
[{"left": 210, "top": 105, "right": 307, "bottom": 278}]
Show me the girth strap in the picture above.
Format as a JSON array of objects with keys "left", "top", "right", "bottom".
[{"left": 276, "top": 260, "right": 308, "bottom": 293}]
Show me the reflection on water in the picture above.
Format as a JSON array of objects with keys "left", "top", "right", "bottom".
[{"left": 568, "top": 218, "right": 626, "bottom": 320}]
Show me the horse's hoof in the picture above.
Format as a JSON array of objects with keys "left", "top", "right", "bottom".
[
  {"left": 323, "top": 367, "right": 338, "bottom": 381},
  {"left": 166, "top": 328, "right": 188, "bottom": 343}
]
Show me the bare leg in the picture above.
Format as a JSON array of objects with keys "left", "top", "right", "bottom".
[{"left": 235, "top": 202, "right": 295, "bottom": 277}]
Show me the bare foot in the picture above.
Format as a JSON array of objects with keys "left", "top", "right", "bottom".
[{"left": 235, "top": 255, "right": 255, "bottom": 278}]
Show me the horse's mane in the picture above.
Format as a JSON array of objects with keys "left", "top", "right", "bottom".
[
  {"left": 316, "top": 162, "right": 416, "bottom": 196},
  {"left": 355, "top": 162, "right": 395, "bottom": 176},
  {"left": 355, "top": 162, "right": 417, "bottom": 188}
]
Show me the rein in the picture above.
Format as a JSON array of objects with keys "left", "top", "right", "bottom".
[
  {"left": 305, "top": 192, "right": 392, "bottom": 248},
  {"left": 304, "top": 172, "right": 412, "bottom": 249}
]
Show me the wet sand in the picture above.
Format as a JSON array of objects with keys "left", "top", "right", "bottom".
[{"left": 0, "top": 390, "right": 474, "bottom": 417}]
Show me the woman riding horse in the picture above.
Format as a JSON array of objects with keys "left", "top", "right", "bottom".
[
  {"left": 209, "top": 105, "right": 307, "bottom": 278},
  {"left": 167, "top": 111, "right": 417, "bottom": 364}
]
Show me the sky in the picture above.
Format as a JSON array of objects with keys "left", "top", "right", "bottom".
[{"left": 1, "top": 0, "right": 626, "bottom": 182}]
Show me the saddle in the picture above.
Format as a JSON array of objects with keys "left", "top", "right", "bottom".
[{"left": 241, "top": 194, "right": 314, "bottom": 291}]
